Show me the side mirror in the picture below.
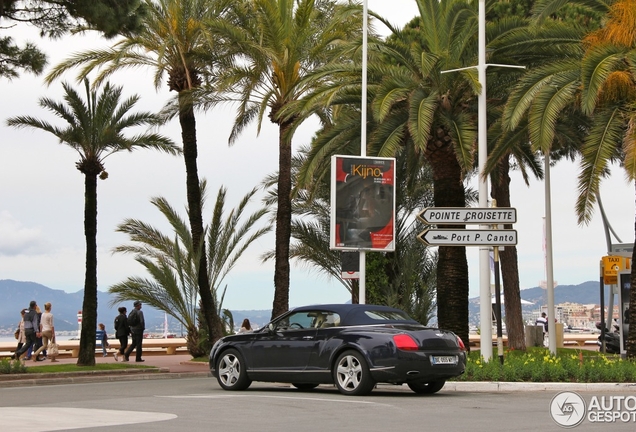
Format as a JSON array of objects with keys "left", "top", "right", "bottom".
[{"left": 268, "top": 323, "right": 275, "bottom": 333}]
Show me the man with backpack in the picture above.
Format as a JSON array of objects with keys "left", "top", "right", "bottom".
[{"left": 124, "top": 301, "right": 145, "bottom": 362}]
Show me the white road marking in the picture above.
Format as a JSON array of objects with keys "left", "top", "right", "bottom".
[
  {"left": 0, "top": 407, "right": 177, "bottom": 431},
  {"left": 157, "top": 394, "right": 391, "bottom": 406}
]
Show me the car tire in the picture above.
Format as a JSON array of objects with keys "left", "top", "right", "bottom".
[
  {"left": 292, "top": 383, "right": 319, "bottom": 391},
  {"left": 333, "top": 350, "right": 375, "bottom": 396},
  {"left": 216, "top": 348, "right": 251, "bottom": 391},
  {"left": 407, "top": 380, "right": 446, "bottom": 394}
]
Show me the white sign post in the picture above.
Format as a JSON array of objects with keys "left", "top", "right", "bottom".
[
  {"left": 418, "top": 207, "right": 517, "bottom": 225},
  {"left": 417, "top": 206, "right": 518, "bottom": 363},
  {"left": 418, "top": 229, "right": 517, "bottom": 246}
]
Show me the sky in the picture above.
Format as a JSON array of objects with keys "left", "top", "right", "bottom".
[{"left": 0, "top": 1, "right": 633, "bottom": 312}]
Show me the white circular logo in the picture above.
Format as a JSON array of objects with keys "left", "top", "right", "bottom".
[{"left": 550, "top": 391, "right": 586, "bottom": 428}]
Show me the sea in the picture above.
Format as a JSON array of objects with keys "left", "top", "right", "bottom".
[{"left": 0, "top": 334, "right": 79, "bottom": 344}]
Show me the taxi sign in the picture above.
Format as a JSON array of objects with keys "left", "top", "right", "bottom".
[{"left": 602, "top": 256, "right": 631, "bottom": 285}]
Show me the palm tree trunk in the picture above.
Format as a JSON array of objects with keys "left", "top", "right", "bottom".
[
  {"left": 627, "top": 183, "right": 636, "bottom": 359},
  {"left": 271, "top": 121, "right": 293, "bottom": 320},
  {"left": 178, "top": 92, "right": 223, "bottom": 346},
  {"left": 427, "top": 143, "right": 469, "bottom": 350},
  {"left": 491, "top": 155, "right": 526, "bottom": 350},
  {"left": 77, "top": 172, "right": 98, "bottom": 366},
  {"left": 186, "top": 324, "right": 205, "bottom": 358}
]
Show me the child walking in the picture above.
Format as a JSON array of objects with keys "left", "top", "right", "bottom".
[{"left": 97, "top": 323, "right": 110, "bottom": 357}]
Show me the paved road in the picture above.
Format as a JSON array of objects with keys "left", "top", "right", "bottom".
[{"left": 1, "top": 378, "right": 636, "bottom": 431}]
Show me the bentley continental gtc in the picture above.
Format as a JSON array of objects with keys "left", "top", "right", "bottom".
[{"left": 209, "top": 304, "right": 466, "bottom": 396}]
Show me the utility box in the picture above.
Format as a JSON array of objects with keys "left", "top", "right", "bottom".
[
  {"left": 525, "top": 325, "right": 544, "bottom": 347},
  {"left": 555, "top": 323, "right": 564, "bottom": 348}
]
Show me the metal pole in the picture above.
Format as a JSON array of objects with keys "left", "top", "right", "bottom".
[
  {"left": 359, "top": 0, "right": 368, "bottom": 304},
  {"left": 494, "top": 246, "right": 504, "bottom": 364},
  {"left": 598, "top": 192, "right": 621, "bottom": 330},
  {"left": 477, "top": 0, "right": 493, "bottom": 360},
  {"left": 544, "top": 151, "right": 557, "bottom": 355},
  {"left": 600, "top": 271, "right": 606, "bottom": 353}
]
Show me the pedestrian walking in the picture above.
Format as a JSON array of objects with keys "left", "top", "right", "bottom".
[
  {"left": 14, "top": 309, "right": 27, "bottom": 355},
  {"left": 124, "top": 301, "right": 145, "bottom": 362},
  {"left": 96, "top": 323, "right": 110, "bottom": 357},
  {"left": 12, "top": 301, "right": 40, "bottom": 360},
  {"left": 113, "top": 306, "right": 129, "bottom": 362},
  {"left": 33, "top": 302, "right": 58, "bottom": 362}
]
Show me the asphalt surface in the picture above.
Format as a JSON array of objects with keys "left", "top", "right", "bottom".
[{"left": 2, "top": 353, "right": 635, "bottom": 392}]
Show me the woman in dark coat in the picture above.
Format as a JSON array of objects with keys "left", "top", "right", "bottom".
[{"left": 113, "top": 306, "right": 129, "bottom": 361}]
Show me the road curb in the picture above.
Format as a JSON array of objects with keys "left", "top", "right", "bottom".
[
  {"left": 442, "top": 381, "right": 636, "bottom": 392},
  {"left": 0, "top": 370, "right": 210, "bottom": 388}
]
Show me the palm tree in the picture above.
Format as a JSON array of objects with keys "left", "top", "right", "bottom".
[
  {"left": 204, "top": 0, "right": 363, "bottom": 320},
  {"left": 109, "top": 181, "right": 270, "bottom": 357},
  {"left": 502, "top": 0, "right": 636, "bottom": 357},
  {"left": 45, "top": 0, "right": 233, "bottom": 346},
  {"left": 573, "top": 0, "right": 636, "bottom": 358},
  {"left": 6, "top": 79, "right": 179, "bottom": 366},
  {"left": 349, "top": 0, "right": 479, "bottom": 346}
]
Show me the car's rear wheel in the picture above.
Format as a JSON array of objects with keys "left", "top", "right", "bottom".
[
  {"left": 333, "top": 350, "right": 375, "bottom": 396},
  {"left": 216, "top": 348, "right": 251, "bottom": 391},
  {"left": 291, "top": 383, "right": 319, "bottom": 390},
  {"left": 407, "top": 380, "right": 446, "bottom": 394}
]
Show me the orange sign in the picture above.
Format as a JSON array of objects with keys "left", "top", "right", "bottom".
[{"left": 602, "top": 256, "right": 631, "bottom": 284}]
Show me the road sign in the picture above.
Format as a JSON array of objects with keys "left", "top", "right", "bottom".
[
  {"left": 602, "top": 255, "right": 632, "bottom": 285},
  {"left": 417, "top": 207, "right": 517, "bottom": 225},
  {"left": 417, "top": 229, "right": 518, "bottom": 246},
  {"left": 611, "top": 243, "right": 634, "bottom": 258}
]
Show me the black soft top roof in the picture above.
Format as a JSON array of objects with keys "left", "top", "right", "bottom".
[{"left": 288, "top": 304, "right": 420, "bottom": 326}]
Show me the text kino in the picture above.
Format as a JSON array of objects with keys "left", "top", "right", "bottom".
[
  {"left": 430, "top": 210, "right": 515, "bottom": 222},
  {"left": 351, "top": 165, "right": 383, "bottom": 179}
]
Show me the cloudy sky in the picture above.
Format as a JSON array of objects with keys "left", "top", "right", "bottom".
[{"left": 0, "top": 1, "right": 633, "bottom": 313}]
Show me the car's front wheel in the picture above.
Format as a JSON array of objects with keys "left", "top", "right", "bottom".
[
  {"left": 333, "top": 350, "right": 375, "bottom": 396},
  {"left": 216, "top": 348, "right": 251, "bottom": 391},
  {"left": 407, "top": 380, "right": 446, "bottom": 394}
]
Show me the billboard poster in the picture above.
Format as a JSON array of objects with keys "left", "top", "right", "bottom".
[{"left": 330, "top": 156, "right": 396, "bottom": 251}]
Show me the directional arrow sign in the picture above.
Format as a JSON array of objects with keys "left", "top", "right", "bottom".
[
  {"left": 417, "top": 207, "right": 517, "bottom": 225},
  {"left": 417, "top": 229, "right": 518, "bottom": 246}
]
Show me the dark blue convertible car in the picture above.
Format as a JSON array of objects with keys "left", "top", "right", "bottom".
[{"left": 209, "top": 304, "right": 467, "bottom": 396}]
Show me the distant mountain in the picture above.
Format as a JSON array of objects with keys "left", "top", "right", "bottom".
[
  {"left": 0, "top": 279, "right": 273, "bottom": 335},
  {"left": 0, "top": 279, "right": 162, "bottom": 333},
  {"left": 1, "top": 279, "right": 609, "bottom": 334},
  {"left": 468, "top": 280, "right": 610, "bottom": 324}
]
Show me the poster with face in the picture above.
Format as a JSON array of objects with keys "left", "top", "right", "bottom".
[{"left": 330, "top": 156, "right": 395, "bottom": 251}]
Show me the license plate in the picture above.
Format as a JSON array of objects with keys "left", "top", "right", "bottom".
[{"left": 431, "top": 355, "right": 458, "bottom": 365}]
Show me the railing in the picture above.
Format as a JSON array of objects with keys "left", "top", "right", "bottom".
[
  {"left": 0, "top": 338, "right": 188, "bottom": 359},
  {"left": 468, "top": 334, "right": 599, "bottom": 349}
]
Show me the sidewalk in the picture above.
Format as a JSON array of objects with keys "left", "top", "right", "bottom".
[{"left": 0, "top": 353, "right": 209, "bottom": 388}]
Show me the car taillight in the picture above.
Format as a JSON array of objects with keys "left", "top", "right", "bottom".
[
  {"left": 456, "top": 335, "right": 467, "bottom": 351},
  {"left": 393, "top": 334, "right": 419, "bottom": 351}
]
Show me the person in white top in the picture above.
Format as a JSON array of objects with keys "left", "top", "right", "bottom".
[
  {"left": 238, "top": 318, "right": 252, "bottom": 333},
  {"left": 33, "top": 302, "right": 58, "bottom": 362}
]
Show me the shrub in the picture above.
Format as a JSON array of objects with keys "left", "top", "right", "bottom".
[
  {"left": 452, "top": 347, "right": 636, "bottom": 382},
  {"left": 0, "top": 358, "right": 27, "bottom": 374}
]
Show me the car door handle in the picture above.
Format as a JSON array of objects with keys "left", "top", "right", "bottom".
[{"left": 303, "top": 336, "right": 314, "bottom": 340}]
